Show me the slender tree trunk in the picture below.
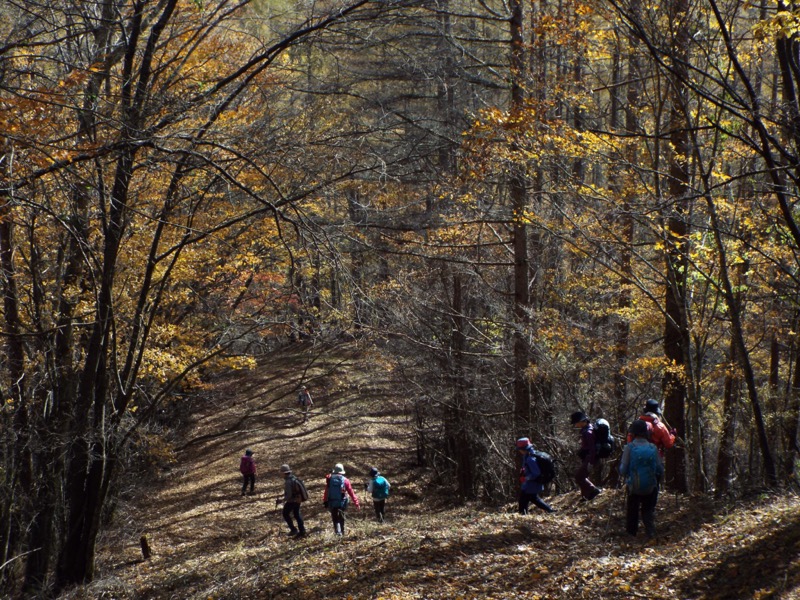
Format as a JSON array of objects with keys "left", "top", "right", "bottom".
[
  {"left": 451, "top": 273, "right": 475, "bottom": 499},
  {"left": 0, "top": 188, "right": 29, "bottom": 591},
  {"left": 715, "top": 337, "right": 739, "bottom": 496},
  {"left": 785, "top": 333, "right": 800, "bottom": 479},
  {"left": 510, "top": 0, "right": 532, "bottom": 436}
]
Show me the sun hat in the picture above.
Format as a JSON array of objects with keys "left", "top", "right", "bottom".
[
  {"left": 333, "top": 463, "right": 345, "bottom": 474},
  {"left": 279, "top": 464, "right": 291, "bottom": 473},
  {"left": 516, "top": 437, "right": 532, "bottom": 449},
  {"left": 245, "top": 449, "right": 254, "bottom": 456}
]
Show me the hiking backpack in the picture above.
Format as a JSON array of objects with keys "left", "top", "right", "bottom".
[
  {"left": 626, "top": 443, "right": 659, "bottom": 495},
  {"left": 594, "top": 418, "right": 615, "bottom": 459},
  {"left": 372, "top": 476, "right": 390, "bottom": 500},
  {"left": 531, "top": 450, "right": 557, "bottom": 485},
  {"left": 327, "top": 473, "right": 348, "bottom": 508},
  {"left": 292, "top": 476, "right": 309, "bottom": 502}
]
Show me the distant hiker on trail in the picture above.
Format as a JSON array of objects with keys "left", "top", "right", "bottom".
[
  {"left": 515, "top": 438, "right": 556, "bottom": 514},
  {"left": 323, "top": 463, "right": 360, "bottom": 535},
  {"left": 239, "top": 448, "right": 256, "bottom": 496},
  {"left": 277, "top": 464, "right": 306, "bottom": 538},
  {"left": 365, "top": 467, "right": 391, "bottom": 523},
  {"left": 571, "top": 411, "right": 602, "bottom": 501},
  {"left": 626, "top": 398, "right": 676, "bottom": 458},
  {"left": 298, "top": 385, "right": 313, "bottom": 421},
  {"left": 619, "top": 419, "right": 664, "bottom": 539}
]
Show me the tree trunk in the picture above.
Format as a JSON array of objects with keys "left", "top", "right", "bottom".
[
  {"left": 451, "top": 273, "right": 475, "bottom": 499},
  {"left": 510, "top": 0, "right": 532, "bottom": 437},
  {"left": 785, "top": 334, "right": 800, "bottom": 480},
  {"left": 661, "top": 0, "right": 691, "bottom": 493},
  {"left": 715, "top": 338, "right": 739, "bottom": 497}
]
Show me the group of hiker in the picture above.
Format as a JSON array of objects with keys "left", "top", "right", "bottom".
[
  {"left": 237, "top": 384, "right": 393, "bottom": 538},
  {"left": 240, "top": 384, "right": 675, "bottom": 541},
  {"left": 238, "top": 453, "right": 391, "bottom": 538},
  {"left": 518, "top": 398, "right": 676, "bottom": 539}
]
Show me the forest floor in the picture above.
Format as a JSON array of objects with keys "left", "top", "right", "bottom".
[{"left": 65, "top": 341, "right": 800, "bottom": 600}]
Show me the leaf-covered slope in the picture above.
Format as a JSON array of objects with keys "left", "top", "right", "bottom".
[{"left": 73, "top": 343, "right": 800, "bottom": 600}]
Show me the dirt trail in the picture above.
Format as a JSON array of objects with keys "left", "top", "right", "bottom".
[
  {"left": 94, "top": 342, "right": 416, "bottom": 598},
  {"left": 83, "top": 342, "right": 800, "bottom": 600}
]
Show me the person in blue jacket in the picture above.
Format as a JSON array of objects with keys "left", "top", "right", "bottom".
[{"left": 516, "top": 438, "right": 556, "bottom": 514}]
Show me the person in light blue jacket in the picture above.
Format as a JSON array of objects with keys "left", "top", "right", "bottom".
[
  {"left": 619, "top": 419, "right": 664, "bottom": 538},
  {"left": 366, "top": 467, "right": 391, "bottom": 522},
  {"left": 516, "top": 438, "right": 556, "bottom": 514}
]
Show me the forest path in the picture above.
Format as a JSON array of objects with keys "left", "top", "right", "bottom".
[{"left": 87, "top": 341, "right": 800, "bottom": 600}]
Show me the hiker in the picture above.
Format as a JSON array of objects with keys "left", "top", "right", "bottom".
[
  {"left": 322, "top": 463, "right": 360, "bottom": 535},
  {"left": 365, "top": 467, "right": 391, "bottom": 522},
  {"left": 298, "top": 385, "right": 313, "bottom": 421},
  {"left": 515, "top": 438, "right": 556, "bottom": 514},
  {"left": 239, "top": 448, "right": 256, "bottom": 496},
  {"left": 277, "top": 464, "right": 306, "bottom": 538},
  {"left": 619, "top": 419, "right": 664, "bottom": 538},
  {"left": 627, "top": 398, "right": 676, "bottom": 458},
  {"left": 570, "top": 411, "right": 602, "bottom": 501}
]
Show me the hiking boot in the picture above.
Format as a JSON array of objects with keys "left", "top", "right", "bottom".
[
  {"left": 287, "top": 530, "right": 299, "bottom": 537},
  {"left": 295, "top": 531, "right": 307, "bottom": 539}
]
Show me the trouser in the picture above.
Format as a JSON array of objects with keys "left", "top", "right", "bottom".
[
  {"left": 329, "top": 507, "right": 347, "bottom": 534},
  {"left": 241, "top": 474, "right": 255, "bottom": 495},
  {"left": 372, "top": 499, "right": 386, "bottom": 522},
  {"left": 574, "top": 460, "right": 600, "bottom": 499},
  {"left": 518, "top": 491, "right": 553, "bottom": 514},
  {"left": 625, "top": 488, "right": 658, "bottom": 537},
  {"left": 283, "top": 502, "right": 305, "bottom": 534}
]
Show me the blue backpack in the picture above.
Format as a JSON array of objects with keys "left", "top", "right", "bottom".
[
  {"left": 327, "top": 473, "right": 348, "bottom": 508},
  {"left": 372, "top": 476, "right": 390, "bottom": 500},
  {"left": 627, "top": 443, "right": 658, "bottom": 495}
]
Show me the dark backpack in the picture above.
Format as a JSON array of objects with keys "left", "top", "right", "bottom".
[
  {"left": 531, "top": 450, "right": 557, "bottom": 485},
  {"left": 327, "top": 473, "right": 348, "bottom": 508},
  {"left": 594, "top": 418, "right": 615, "bottom": 459},
  {"left": 627, "top": 443, "right": 658, "bottom": 495},
  {"left": 292, "top": 476, "right": 309, "bottom": 502}
]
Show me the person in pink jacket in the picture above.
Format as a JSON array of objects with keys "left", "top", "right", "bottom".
[
  {"left": 239, "top": 449, "right": 256, "bottom": 496},
  {"left": 322, "top": 463, "right": 360, "bottom": 536}
]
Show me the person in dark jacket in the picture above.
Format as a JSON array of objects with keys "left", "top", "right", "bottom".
[
  {"left": 571, "top": 411, "right": 602, "bottom": 501},
  {"left": 239, "top": 449, "right": 257, "bottom": 496},
  {"left": 516, "top": 438, "right": 556, "bottom": 514},
  {"left": 277, "top": 464, "right": 306, "bottom": 538},
  {"left": 297, "top": 385, "right": 313, "bottom": 422}
]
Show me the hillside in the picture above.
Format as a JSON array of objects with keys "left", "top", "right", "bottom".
[{"left": 67, "top": 342, "right": 800, "bottom": 600}]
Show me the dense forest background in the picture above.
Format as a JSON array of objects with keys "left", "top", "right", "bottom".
[{"left": 1, "top": 0, "right": 800, "bottom": 596}]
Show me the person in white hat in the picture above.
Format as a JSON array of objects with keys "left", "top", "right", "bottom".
[{"left": 322, "top": 463, "right": 360, "bottom": 535}]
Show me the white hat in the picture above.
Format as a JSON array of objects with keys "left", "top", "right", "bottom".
[{"left": 333, "top": 463, "right": 345, "bottom": 474}]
